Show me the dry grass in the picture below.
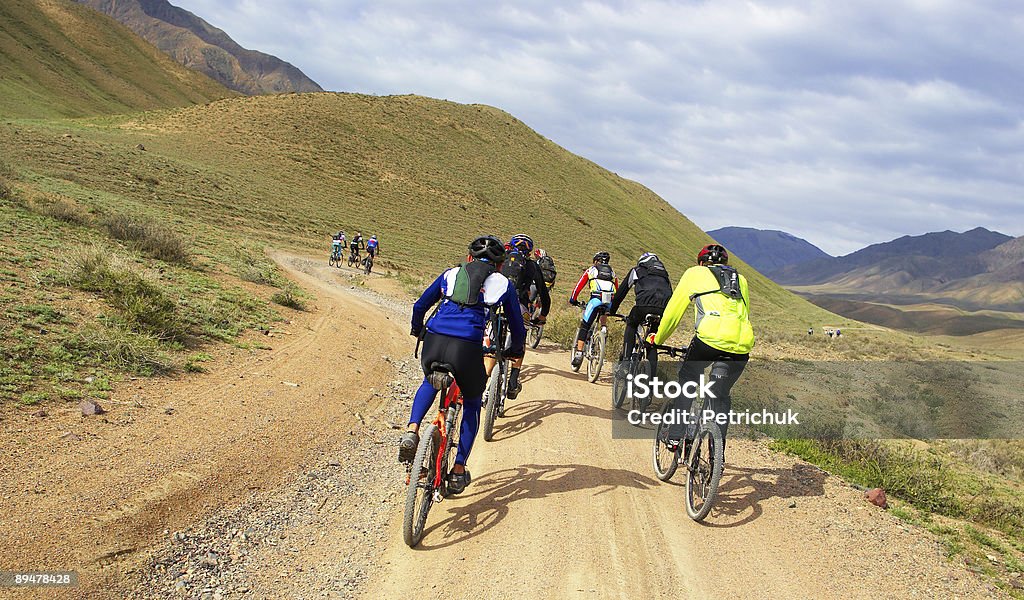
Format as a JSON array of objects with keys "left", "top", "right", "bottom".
[{"left": 102, "top": 212, "right": 190, "bottom": 263}]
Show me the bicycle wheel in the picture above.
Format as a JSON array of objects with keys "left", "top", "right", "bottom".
[
  {"left": 529, "top": 324, "right": 542, "bottom": 349},
  {"left": 612, "top": 356, "right": 633, "bottom": 409},
  {"left": 652, "top": 419, "right": 680, "bottom": 481},
  {"left": 403, "top": 423, "right": 439, "bottom": 547},
  {"left": 685, "top": 422, "right": 724, "bottom": 522},
  {"left": 482, "top": 362, "right": 503, "bottom": 442},
  {"left": 587, "top": 328, "right": 605, "bottom": 383}
]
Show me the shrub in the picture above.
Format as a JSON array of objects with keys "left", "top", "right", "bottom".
[
  {"left": 68, "top": 324, "right": 173, "bottom": 375},
  {"left": 33, "top": 196, "right": 91, "bottom": 225},
  {"left": 102, "top": 213, "right": 190, "bottom": 263},
  {"left": 271, "top": 285, "right": 305, "bottom": 310},
  {"left": 62, "top": 245, "right": 185, "bottom": 342}
]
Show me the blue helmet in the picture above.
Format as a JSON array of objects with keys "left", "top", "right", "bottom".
[{"left": 509, "top": 233, "right": 534, "bottom": 254}]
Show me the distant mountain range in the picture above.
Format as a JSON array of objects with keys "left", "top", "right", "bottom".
[
  {"left": 708, "top": 227, "right": 831, "bottom": 274},
  {"left": 77, "top": 0, "right": 323, "bottom": 95}
]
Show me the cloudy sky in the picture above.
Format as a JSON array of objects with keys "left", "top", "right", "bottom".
[{"left": 173, "top": 0, "right": 1023, "bottom": 255}]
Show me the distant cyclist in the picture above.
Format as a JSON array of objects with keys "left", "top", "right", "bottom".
[
  {"left": 367, "top": 234, "right": 380, "bottom": 258},
  {"left": 488, "top": 233, "right": 550, "bottom": 399},
  {"left": 402, "top": 236, "right": 526, "bottom": 494},
  {"left": 330, "top": 232, "right": 344, "bottom": 260},
  {"left": 609, "top": 252, "right": 672, "bottom": 376},
  {"left": 569, "top": 251, "right": 618, "bottom": 370},
  {"left": 350, "top": 231, "right": 364, "bottom": 259},
  {"left": 648, "top": 244, "right": 754, "bottom": 460}
]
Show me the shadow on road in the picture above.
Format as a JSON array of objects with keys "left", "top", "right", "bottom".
[
  {"left": 491, "top": 398, "right": 614, "bottom": 441},
  {"left": 416, "top": 463, "right": 658, "bottom": 550},
  {"left": 695, "top": 462, "right": 827, "bottom": 528}
]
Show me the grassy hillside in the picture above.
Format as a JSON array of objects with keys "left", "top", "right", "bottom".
[
  {"left": 0, "top": 0, "right": 233, "bottom": 118},
  {"left": 2, "top": 93, "right": 849, "bottom": 332}
]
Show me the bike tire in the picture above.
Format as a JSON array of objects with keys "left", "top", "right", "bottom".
[
  {"left": 652, "top": 419, "right": 680, "bottom": 481},
  {"left": 529, "top": 324, "right": 542, "bottom": 349},
  {"left": 403, "top": 423, "right": 439, "bottom": 547},
  {"left": 685, "top": 422, "right": 724, "bottom": 521},
  {"left": 612, "top": 357, "right": 631, "bottom": 409},
  {"left": 482, "top": 363, "right": 502, "bottom": 442},
  {"left": 587, "top": 329, "right": 605, "bottom": 383}
]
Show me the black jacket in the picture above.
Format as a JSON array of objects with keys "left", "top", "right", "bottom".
[{"left": 609, "top": 262, "right": 672, "bottom": 315}]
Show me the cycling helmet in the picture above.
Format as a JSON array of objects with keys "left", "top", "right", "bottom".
[
  {"left": 509, "top": 233, "right": 534, "bottom": 254},
  {"left": 469, "top": 235, "right": 506, "bottom": 263},
  {"left": 637, "top": 252, "right": 659, "bottom": 267},
  {"left": 697, "top": 244, "right": 728, "bottom": 265},
  {"left": 371, "top": 234, "right": 377, "bottom": 240},
  {"left": 593, "top": 251, "right": 610, "bottom": 264}
]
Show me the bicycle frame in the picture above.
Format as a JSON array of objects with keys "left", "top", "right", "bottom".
[{"left": 431, "top": 379, "right": 463, "bottom": 493}]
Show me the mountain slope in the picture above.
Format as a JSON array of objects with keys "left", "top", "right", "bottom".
[
  {"left": 77, "top": 0, "right": 324, "bottom": 95},
  {"left": 0, "top": 0, "right": 233, "bottom": 118},
  {"left": 708, "top": 226, "right": 830, "bottom": 275},
  {"left": 0, "top": 92, "right": 846, "bottom": 334}
]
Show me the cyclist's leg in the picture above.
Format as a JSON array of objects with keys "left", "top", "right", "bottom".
[
  {"left": 623, "top": 308, "right": 641, "bottom": 360},
  {"left": 447, "top": 337, "right": 487, "bottom": 491},
  {"left": 707, "top": 358, "right": 748, "bottom": 442},
  {"left": 400, "top": 333, "right": 447, "bottom": 461}
]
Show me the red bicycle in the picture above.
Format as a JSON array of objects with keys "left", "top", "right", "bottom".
[{"left": 403, "top": 362, "right": 464, "bottom": 547}]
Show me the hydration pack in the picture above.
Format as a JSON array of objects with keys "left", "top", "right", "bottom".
[
  {"left": 500, "top": 250, "right": 526, "bottom": 288},
  {"left": 449, "top": 260, "right": 496, "bottom": 307},
  {"left": 594, "top": 263, "right": 614, "bottom": 281},
  {"left": 537, "top": 255, "right": 557, "bottom": 285},
  {"left": 691, "top": 265, "right": 743, "bottom": 302}
]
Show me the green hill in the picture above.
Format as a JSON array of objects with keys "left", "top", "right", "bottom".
[
  {"left": 0, "top": 92, "right": 849, "bottom": 336},
  {"left": 0, "top": 0, "right": 233, "bottom": 118}
]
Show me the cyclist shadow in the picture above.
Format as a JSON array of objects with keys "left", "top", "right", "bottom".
[
  {"left": 416, "top": 463, "right": 657, "bottom": 550},
  {"left": 518, "top": 363, "right": 584, "bottom": 384},
  {"left": 491, "top": 398, "right": 614, "bottom": 441},
  {"left": 694, "top": 462, "right": 827, "bottom": 528}
]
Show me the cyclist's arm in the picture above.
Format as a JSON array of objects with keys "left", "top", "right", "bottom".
[
  {"left": 609, "top": 268, "right": 635, "bottom": 315},
  {"left": 569, "top": 270, "right": 590, "bottom": 303},
  {"left": 411, "top": 273, "right": 445, "bottom": 334},
  {"left": 502, "top": 282, "right": 527, "bottom": 355},
  {"left": 532, "top": 264, "right": 551, "bottom": 316},
  {"left": 653, "top": 268, "right": 699, "bottom": 346}
]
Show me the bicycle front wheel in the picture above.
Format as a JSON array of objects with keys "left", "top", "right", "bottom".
[
  {"left": 482, "top": 363, "right": 503, "bottom": 442},
  {"left": 529, "top": 324, "right": 542, "bottom": 349},
  {"left": 685, "top": 422, "right": 724, "bottom": 522},
  {"left": 587, "top": 329, "right": 605, "bottom": 383},
  {"left": 403, "top": 423, "right": 439, "bottom": 547}
]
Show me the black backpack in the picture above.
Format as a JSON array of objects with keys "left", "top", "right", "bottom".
[
  {"left": 594, "top": 263, "right": 614, "bottom": 281},
  {"left": 690, "top": 265, "right": 743, "bottom": 302},
  {"left": 500, "top": 250, "right": 526, "bottom": 288},
  {"left": 633, "top": 260, "right": 672, "bottom": 308},
  {"left": 537, "top": 255, "right": 557, "bottom": 285}
]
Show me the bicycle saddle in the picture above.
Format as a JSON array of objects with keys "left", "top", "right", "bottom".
[{"left": 427, "top": 362, "right": 455, "bottom": 390}]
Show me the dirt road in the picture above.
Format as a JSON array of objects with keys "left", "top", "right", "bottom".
[{"left": 0, "top": 254, "right": 998, "bottom": 598}]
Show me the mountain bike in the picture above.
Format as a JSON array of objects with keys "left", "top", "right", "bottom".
[
  {"left": 362, "top": 253, "right": 374, "bottom": 275},
  {"left": 648, "top": 343, "right": 724, "bottom": 522},
  {"left": 610, "top": 313, "right": 661, "bottom": 411},
  {"left": 347, "top": 247, "right": 359, "bottom": 267},
  {"left": 403, "top": 362, "right": 464, "bottom": 547},
  {"left": 482, "top": 307, "right": 510, "bottom": 442},
  {"left": 329, "top": 245, "right": 342, "bottom": 267}
]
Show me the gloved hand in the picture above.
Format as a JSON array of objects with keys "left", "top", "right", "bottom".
[
  {"left": 535, "top": 315, "right": 547, "bottom": 324},
  {"left": 411, "top": 325, "right": 422, "bottom": 337},
  {"left": 645, "top": 333, "right": 657, "bottom": 346},
  {"left": 569, "top": 299, "right": 580, "bottom": 307}
]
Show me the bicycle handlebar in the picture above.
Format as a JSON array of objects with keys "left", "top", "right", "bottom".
[{"left": 645, "top": 342, "right": 687, "bottom": 357}]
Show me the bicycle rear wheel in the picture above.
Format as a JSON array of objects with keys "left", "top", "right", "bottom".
[
  {"left": 403, "top": 423, "right": 439, "bottom": 547},
  {"left": 482, "top": 362, "right": 503, "bottom": 442},
  {"left": 612, "top": 356, "right": 633, "bottom": 409},
  {"left": 685, "top": 422, "right": 724, "bottom": 522},
  {"left": 652, "top": 419, "right": 680, "bottom": 481},
  {"left": 587, "top": 329, "right": 605, "bottom": 383}
]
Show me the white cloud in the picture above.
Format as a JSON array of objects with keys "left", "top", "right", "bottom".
[{"left": 171, "top": 0, "right": 1024, "bottom": 254}]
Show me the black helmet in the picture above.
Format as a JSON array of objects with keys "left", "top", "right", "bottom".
[
  {"left": 593, "top": 251, "right": 610, "bottom": 264},
  {"left": 637, "top": 252, "right": 659, "bottom": 267},
  {"left": 697, "top": 244, "right": 728, "bottom": 265},
  {"left": 469, "top": 235, "right": 506, "bottom": 263}
]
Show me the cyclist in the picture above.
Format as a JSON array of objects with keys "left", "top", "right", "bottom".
[
  {"left": 350, "top": 231, "right": 364, "bottom": 260},
  {"left": 330, "top": 232, "right": 344, "bottom": 261},
  {"left": 569, "top": 251, "right": 618, "bottom": 370},
  {"left": 401, "top": 236, "right": 526, "bottom": 494},
  {"left": 366, "top": 234, "right": 380, "bottom": 258},
  {"left": 609, "top": 252, "right": 672, "bottom": 378},
  {"left": 488, "top": 233, "right": 550, "bottom": 400},
  {"left": 647, "top": 244, "right": 754, "bottom": 459}
]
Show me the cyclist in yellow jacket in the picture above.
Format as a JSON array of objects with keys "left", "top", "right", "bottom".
[{"left": 648, "top": 244, "right": 754, "bottom": 459}]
